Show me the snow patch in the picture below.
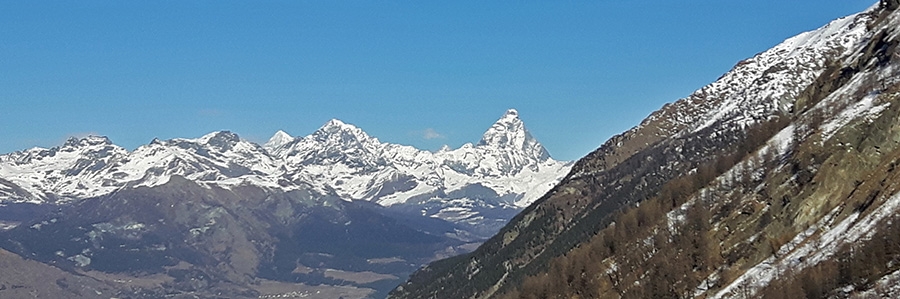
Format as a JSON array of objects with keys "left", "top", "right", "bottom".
[
  {"left": 820, "top": 93, "right": 890, "bottom": 141},
  {"left": 712, "top": 190, "right": 900, "bottom": 298}
]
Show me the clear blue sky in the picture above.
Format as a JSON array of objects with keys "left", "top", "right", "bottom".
[{"left": 0, "top": 1, "right": 875, "bottom": 161}]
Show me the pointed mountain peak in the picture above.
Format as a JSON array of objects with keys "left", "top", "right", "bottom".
[
  {"left": 477, "top": 109, "right": 551, "bottom": 161},
  {"left": 478, "top": 109, "right": 527, "bottom": 146},
  {"left": 273, "top": 130, "right": 292, "bottom": 139},
  {"left": 490, "top": 109, "right": 522, "bottom": 128},
  {"left": 503, "top": 108, "right": 519, "bottom": 118},
  {"left": 264, "top": 130, "right": 294, "bottom": 150}
]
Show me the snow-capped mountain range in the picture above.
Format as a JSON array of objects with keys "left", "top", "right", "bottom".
[{"left": 0, "top": 109, "right": 571, "bottom": 230}]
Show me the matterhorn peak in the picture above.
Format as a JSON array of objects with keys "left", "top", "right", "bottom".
[
  {"left": 477, "top": 109, "right": 551, "bottom": 161},
  {"left": 264, "top": 130, "right": 294, "bottom": 151},
  {"left": 479, "top": 109, "right": 525, "bottom": 145}
]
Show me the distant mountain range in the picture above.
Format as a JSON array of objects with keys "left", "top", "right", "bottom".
[
  {"left": 0, "top": 109, "right": 570, "bottom": 238},
  {"left": 0, "top": 109, "right": 571, "bottom": 298}
]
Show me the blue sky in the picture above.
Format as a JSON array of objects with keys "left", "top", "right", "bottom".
[{"left": 0, "top": 1, "right": 874, "bottom": 161}]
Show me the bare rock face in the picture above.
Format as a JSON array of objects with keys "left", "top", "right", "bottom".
[{"left": 882, "top": 0, "right": 899, "bottom": 10}]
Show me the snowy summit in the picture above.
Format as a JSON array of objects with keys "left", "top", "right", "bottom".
[{"left": 0, "top": 109, "right": 572, "bottom": 236}]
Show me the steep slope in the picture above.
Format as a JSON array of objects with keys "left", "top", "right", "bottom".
[{"left": 391, "top": 2, "right": 900, "bottom": 298}]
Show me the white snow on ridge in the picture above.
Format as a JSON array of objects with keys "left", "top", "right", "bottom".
[
  {"left": 0, "top": 110, "right": 572, "bottom": 227},
  {"left": 0, "top": 136, "right": 129, "bottom": 201},
  {"left": 267, "top": 109, "right": 571, "bottom": 209},
  {"left": 689, "top": 6, "right": 900, "bottom": 297},
  {"left": 686, "top": 10, "right": 873, "bottom": 135}
]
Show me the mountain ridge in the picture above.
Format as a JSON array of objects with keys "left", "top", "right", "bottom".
[
  {"left": 0, "top": 109, "right": 571, "bottom": 298},
  {"left": 0, "top": 109, "right": 571, "bottom": 236}
]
